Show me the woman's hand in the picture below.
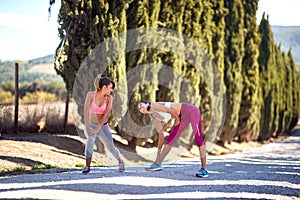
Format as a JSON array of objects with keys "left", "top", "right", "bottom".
[
  {"left": 174, "top": 117, "right": 180, "bottom": 126},
  {"left": 87, "top": 128, "right": 97, "bottom": 137}
]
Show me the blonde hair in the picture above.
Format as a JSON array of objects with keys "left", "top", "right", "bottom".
[{"left": 94, "top": 74, "right": 102, "bottom": 91}]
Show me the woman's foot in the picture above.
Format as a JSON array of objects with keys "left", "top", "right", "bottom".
[
  {"left": 145, "top": 162, "right": 163, "bottom": 171},
  {"left": 195, "top": 167, "right": 208, "bottom": 178},
  {"left": 119, "top": 160, "right": 125, "bottom": 172},
  {"left": 82, "top": 166, "right": 90, "bottom": 175}
]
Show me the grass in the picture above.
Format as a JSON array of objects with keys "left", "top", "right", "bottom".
[
  {"left": 0, "top": 166, "right": 28, "bottom": 176},
  {"left": 32, "top": 164, "right": 57, "bottom": 170},
  {"left": 0, "top": 164, "right": 62, "bottom": 176},
  {"left": 0, "top": 101, "right": 81, "bottom": 134},
  {"left": 75, "top": 163, "right": 85, "bottom": 168}
]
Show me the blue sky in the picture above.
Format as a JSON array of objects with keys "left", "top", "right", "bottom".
[
  {"left": 0, "top": 0, "right": 61, "bottom": 61},
  {"left": 0, "top": 0, "right": 299, "bottom": 61}
]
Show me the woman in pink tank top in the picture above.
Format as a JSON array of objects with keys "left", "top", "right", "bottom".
[
  {"left": 138, "top": 101, "right": 208, "bottom": 178},
  {"left": 82, "top": 74, "right": 125, "bottom": 174}
]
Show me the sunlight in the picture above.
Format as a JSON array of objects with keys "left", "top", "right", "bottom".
[
  {"left": 0, "top": 189, "right": 297, "bottom": 200},
  {"left": 0, "top": 176, "right": 299, "bottom": 190}
]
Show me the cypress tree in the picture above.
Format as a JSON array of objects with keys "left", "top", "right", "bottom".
[
  {"left": 204, "top": 0, "right": 227, "bottom": 147},
  {"left": 258, "top": 13, "right": 277, "bottom": 141},
  {"left": 55, "top": 0, "right": 101, "bottom": 132},
  {"left": 273, "top": 44, "right": 286, "bottom": 136},
  {"left": 236, "top": 0, "right": 261, "bottom": 142},
  {"left": 287, "top": 50, "right": 300, "bottom": 129},
  {"left": 282, "top": 51, "right": 293, "bottom": 132},
  {"left": 69, "top": 0, "right": 129, "bottom": 121},
  {"left": 116, "top": 0, "right": 162, "bottom": 150},
  {"left": 221, "top": 0, "right": 245, "bottom": 144},
  {"left": 157, "top": 0, "right": 186, "bottom": 104},
  {"left": 55, "top": 0, "right": 130, "bottom": 153}
]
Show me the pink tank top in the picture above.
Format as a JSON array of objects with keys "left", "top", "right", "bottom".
[{"left": 90, "top": 93, "right": 106, "bottom": 114}]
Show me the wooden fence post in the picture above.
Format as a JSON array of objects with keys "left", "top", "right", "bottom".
[{"left": 14, "top": 63, "right": 19, "bottom": 134}]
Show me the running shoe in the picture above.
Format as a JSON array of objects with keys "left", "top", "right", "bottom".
[
  {"left": 196, "top": 168, "right": 208, "bottom": 178},
  {"left": 82, "top": 166, "right": 90, "bottom": 175},
  {"left": 145, "top": 162, "right": 163, "bottom": 171},
  {"left": 119, "top": 160, "right": 125, "bottom": 172}
]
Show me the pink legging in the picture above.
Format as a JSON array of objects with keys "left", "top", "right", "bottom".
[{"left": 166, "top": 103, "right": 204, "bottom": 146}]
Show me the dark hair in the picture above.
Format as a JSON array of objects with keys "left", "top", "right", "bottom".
[
  {"left": 99, "top": 77, "right": 115, "bottom": 90},
  {"left": 94, "top": 74, "right": 115, "bottom": 91},
  {"left": 141, "top": 101, "right": 151, "bottom": 111}
]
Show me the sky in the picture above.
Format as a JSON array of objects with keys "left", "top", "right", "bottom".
[{"left": 0, "top": 0, "right": 300, "bottom": 62}]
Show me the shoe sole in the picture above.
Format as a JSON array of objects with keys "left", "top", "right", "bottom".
[
  {"left": 145, "top": 167, "right": 163, "bottom": 171},
  {"left": 82, "top": 170, "right": 90, "bottom": 175},
  {"left": 196, "top": 174, "right": 208, "bottom": 178}
]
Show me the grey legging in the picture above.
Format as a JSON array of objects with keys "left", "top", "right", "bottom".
[{"left": 84, "top": 122, "right": 121, "bottom": 161}]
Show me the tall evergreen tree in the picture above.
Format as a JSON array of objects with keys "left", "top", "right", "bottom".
[
  {"left": 55, "top": 0, "right": 130, "bottom": 152},
  {"left": 273, "top": 44, "right": 286, "bottom": 136},
  {"left": 287, "top": 50, "right": 300, "bottom": 129},
  {"left": 282, "top": 51, "right": 293, "bottom": 133},
  {"left": 117, "top": 0, "right": 162, "bottom": 150},
  {"left": 157, "top": 0, "right": 186, "bottom": 104},
  {"left": 221, "top": 0, "right": 245, "bottom": 144},
  {"left": 205, "top": 0, "right": 227, "bottom": 146},
  {"left": 258, "top": 13, "right": 277, "bottom": 141},
  {"left": 55, "top": 0, "right": 100, "bottom": 132},
  {"left": 236, "top": 0, "right": 261, "bottom": 142}
]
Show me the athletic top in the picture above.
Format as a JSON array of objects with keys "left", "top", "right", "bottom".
[
  {"left": 90, "top": 93, "right": 106, "bottom": 114},
  {"left": 152, "top": 102, "right": 172, "bottom": 123}
]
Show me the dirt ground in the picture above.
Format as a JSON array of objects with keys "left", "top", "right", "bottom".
[{"left": 0, "top": 131, "right": 286, "bottom": 175}]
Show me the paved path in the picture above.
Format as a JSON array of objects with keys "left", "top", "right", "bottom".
[{"left": 0, "top": 125, "right": 299, "bottom": 200}]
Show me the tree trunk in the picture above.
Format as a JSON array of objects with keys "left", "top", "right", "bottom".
[{"left": 64, "top": 91, "right": 70, "bottom": 134}]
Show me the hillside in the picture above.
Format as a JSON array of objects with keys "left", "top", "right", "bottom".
[
  {"left": 271, "top": 26, "right": 300, "bottom": 64},
  {"left": 0, "top": 55, "right": 62, "bottom": 85}
]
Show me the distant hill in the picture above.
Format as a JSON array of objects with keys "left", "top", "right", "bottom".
[
  {"left": 271, "top": 26, "right": 300, "bottom": 64},
  {"left": 0, "top": 55, "right": 62, "bottom": 85},
  {"left": 28, "top": 54, "right": 55, "bottom": 66}
]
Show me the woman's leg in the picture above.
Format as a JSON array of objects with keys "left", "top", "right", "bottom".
[
  {"left": 84, "top": 128, "right": 96, "bottom": 166},
  {"left": 156, "top": 144, "right": 171, "bottom": 164},
  {"left": 190, "top": 107, "right": 207, "bottom": 170},
  {"left": 82, "top": 123, "right": 98, "bottom": 174},
  {"left": 199, "top": 144, "right": 207, "bottom": 169},
  {"left": 98, "top": 123, "right": 121, "bottom": 162},
  {"left": 159, "top": 115, "right": 190, "bottom": 164}
]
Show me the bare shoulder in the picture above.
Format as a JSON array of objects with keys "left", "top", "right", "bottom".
[
  {"left": 151, "top": 102, "right": 165, "bottom": 111},
  {"left": 86, "top": 91, "right": 94, "bottom": 99},
  {"left": 156, "top": 102, "right": 179, "bottom": 107},
  {"left": 107, "top": 95, "right": 113, "bottom": 103}
]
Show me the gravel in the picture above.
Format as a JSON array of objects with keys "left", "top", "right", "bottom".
[{"left": 0, "top": 126, "right": 299, "bottom": 200}]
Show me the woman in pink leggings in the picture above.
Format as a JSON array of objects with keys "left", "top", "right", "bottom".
[{"left": 138, "top": 102, "right": 208, "bottom": 177}]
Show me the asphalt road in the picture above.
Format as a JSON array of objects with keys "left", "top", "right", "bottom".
[{"left": 0, "top": 125, "right": 299, "bottom": 200}]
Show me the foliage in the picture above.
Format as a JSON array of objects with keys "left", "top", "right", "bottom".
[
  {"left": 221, "top": 0, "right": 245, "bottom": 144},
  {"left": 236, "top": 0, "right": 261, "bottom": 142},
  {"left": 49, "top": 0, "right": 300, "bottom": 151},
  {"left": 0, "top": 55, "right": 61, "bottom": 86},
  {"left": 20, "top": 91, "right": 57, "bottom": 103},
  {"left": 0, "top": 89, "right": 14, "bottom": 104}
]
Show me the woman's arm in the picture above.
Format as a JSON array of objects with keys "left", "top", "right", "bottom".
[
  {"left": 97, "top": 95, "right": 113, "bottom": 126},
  {"left": 153, "top": 118, "right": 165, "bottom": 163},
  {"left": 84, "top": 92, "right": 95, "bottom": 136},
  {"left": 151, "top": 103, "right": 180, "bottom": 125}
]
